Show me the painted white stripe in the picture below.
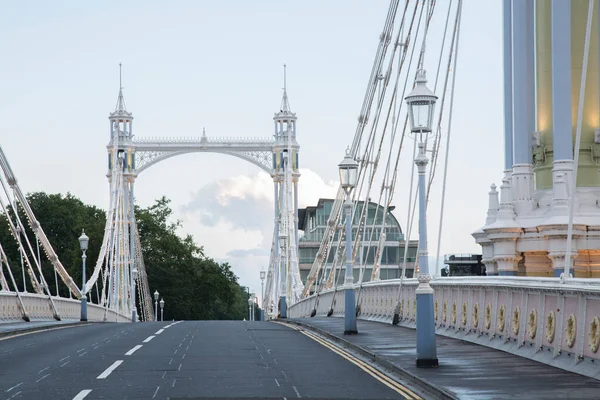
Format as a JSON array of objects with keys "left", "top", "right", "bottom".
[
  {"left": 155, "top": 329, "right": 164, "bottom": 335},
  {"left": 6, "top": 382, "right": 23, "bottom": 392},
  {"left": 73, "top": 389, "right": 92, "bottom": 400},
  {"left": 97, "top": 360, "right": 123, "bottom": 379},
  {"left": 143, "top": 336, "right": 155, "bottom": 343},
  {"left": 125, "top": 345, "right": 143, "bottom": 356}
]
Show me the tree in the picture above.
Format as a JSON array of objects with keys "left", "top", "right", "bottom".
[{"left": 0, "top": 192, "right": 249, "bottom": 320}]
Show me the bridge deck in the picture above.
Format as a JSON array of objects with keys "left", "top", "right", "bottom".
[{"left": 291, "top": 317, "right": 600, "bottom": 400}]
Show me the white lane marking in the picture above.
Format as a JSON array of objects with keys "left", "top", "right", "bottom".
[
  {"left": 6, "top": 382, "right": 23, "bottom": 392},
  {"left": 172, "top": 378, "right": 177, "bottom": 388},
  {"left": 155, "top": 329, "right": 164, "bottom": 335},
  {"left": 161, "top": 371, "right": 167, "bottom": 379},
  {"left": 178, "top": 363, "right": 182, "bottom": 371},
  {"left": 182, "top": 354, "right": 186, "bottom": 359},
  {"left": 173, "top": 349, "right": 178, "bottom": 355},
  {"left": 79, "top": 351, "right": 87, "bottom": 357},
  {"left": 97, "top": 360, "right": 123, "bottom": 379},
  {"left": 36, "top": 373, "right": 50, "bottom": 383},
  {"left": 77, "top": 348, "right": 85, "bottom": 353},
  {"left": 73, "top": 389, "right": 92, "bottom": 400},
  {"left": 185, "top": 345, "right": 189, "bottom": 351},
  {"left": 143, "top": 336, "right": 155, "bottom": 343},
  {"left": 274, "top": 378, "right": 280, "bottom": 387},
  {"left": 91, "top": 342, "right": 98, "bottom": 346},
  {"left": 152, "top": 386, "right": 160, "bottom": 399},
  {"left": 169, "top": 358, "right": 173, "bottom": 365},
  {"left": 92, "top": 345, "right": 99, "bottom": 350},
  {"left": 293, "top": 386, "right": 301, "bottom": 398},
  {"left": 8, "top": 391, "right": 21, "bottom": 399},
  {"left": 281, "top": 370, "right": 289, "bottom": 380},
  {"left": 125, "top": 345, "right": 143, "bottom": 356},
  {"left": 61, "top": 361, "right": 70, "bottom": 367},
  {"left": 59, "top": 356, "right": 70, "bottom": 362},
  {"left": 38, "top": 366, "right": 50, "bottom": 375}
]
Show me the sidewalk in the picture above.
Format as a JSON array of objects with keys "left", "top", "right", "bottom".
[
  {"left": 289, "top": 317, "right": 600, "bottom": 400},
  {"left": 0, "top": 320, "right": 86, "bottom": 338}
]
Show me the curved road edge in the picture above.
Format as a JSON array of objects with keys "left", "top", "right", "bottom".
[{"left": 278, "top": 319, "right": 458, "bottom": 400}]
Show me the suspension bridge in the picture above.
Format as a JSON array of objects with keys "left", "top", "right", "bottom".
[{"left": 2, "top": 0, "right": 600, "bottom": 399}]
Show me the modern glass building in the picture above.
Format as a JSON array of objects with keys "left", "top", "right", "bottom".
[{"left": 298, "top": 198, "right": 418, "bottom": 287}]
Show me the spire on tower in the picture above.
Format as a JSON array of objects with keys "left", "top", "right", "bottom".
[
  {"left": 115, "top": 62, "right": 127, "bottom": 113},
  {"left": 280, "top": 64, "right": 291, "bottom": 113},
  {"left": 110, "top": 63, "right": 132, "bottom": 119}
]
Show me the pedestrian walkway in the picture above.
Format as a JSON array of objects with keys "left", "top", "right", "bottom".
[
  {"left": 0, "top": 320, "right": 83, "bottom": 338},
  {"left": 288, "top": 317, "right": 600, "bottom": 400}
]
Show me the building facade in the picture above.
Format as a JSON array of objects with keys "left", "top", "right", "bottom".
[
  {"left": 442, "top": 254, "right": 486, "bottom": 277},
  {"left": 474, "top": 1, "right": 600, "bottom": 278},
  {"left": 298, "top": 198, "right": 418, "bottom": 288}
]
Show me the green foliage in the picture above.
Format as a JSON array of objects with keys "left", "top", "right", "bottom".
[{"left": 0, "top": 192, "right": 250, "bottom": 320}]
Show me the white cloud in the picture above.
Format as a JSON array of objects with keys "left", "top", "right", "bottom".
[{"left": 177, "top": 168, "right": 339, "bottom": 297}]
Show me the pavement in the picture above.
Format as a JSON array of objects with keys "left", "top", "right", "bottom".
[
  {"left": 288, "top": 316, "right": 600, "bottom": 400},
  {"left": 0, "top": 320, "right": 430, "bottom": 399},
  {"left": 0, "top": 320, "right": 85, "bottom": 338}
]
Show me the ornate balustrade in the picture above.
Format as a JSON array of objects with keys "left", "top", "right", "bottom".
[
  {"left": 288, "top": 277, "right": 600, "bottom": 379},
  {"left": 0, "top": 292, "right": 130, "bottom": 323}
]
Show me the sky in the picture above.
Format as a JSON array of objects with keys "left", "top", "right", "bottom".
[{"left": 0, "top": 1, "right": 504, "bottom": 302}]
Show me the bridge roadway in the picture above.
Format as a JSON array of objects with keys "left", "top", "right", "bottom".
[{"left": 0, "top": 320, "right": 426, "bottom": 400}]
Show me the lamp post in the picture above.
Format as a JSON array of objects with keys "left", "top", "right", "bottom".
[
  {"left": 79, "top": 230, "right": 89, "bottom": 322},
  {"left": 159, "top": 298, "right": 165, "bottom": 322},
  {"left": 250, "top": 293, "right": 256, "bottom": 321},
  {"left": 248, "top": 297, "right": 253, "bottom": 321},
  {"left": 405, "top": 68, "right": 439, "bottom": 368},
  {"left": 278, "top": 233, "right": 287, "bottom": 318},
  {"left": 338, "top": 147, "right": 359, "bottom": 334},
  {"left": 260, "top": 269, "right": 266, "bottom": 321},
  {"left": 154, "top": 290, "right": 159, "bottom": 321},
  {"left": 131, "top": 268, "right": 138, "bottom": 323}
]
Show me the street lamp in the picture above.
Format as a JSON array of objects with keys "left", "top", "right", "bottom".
[
  {"left": 338, "top": 147, "right": 359, "bottom": 335},
  {"left": 154, "top": 290, "right": 159, "bottom": 321},
  {"left": 251, "top": 293, "right": 256, "bottom": 321},
  {"left": 159, "top": 298, "right": 165, "bottom": 322},
  {"left": 260, "top": 269, "right": 266, "bottom": 321},
  {"left": 131, "top": 268, "right": 138, "bottom": 323},
  {"left": 278, "top": 233, "right": 287, "bottom": 318},
  {"left": 79, "top": 229, "right": 89, "bottom": 322},
  {"left": 405, "top": 68, "right": 438, "bottom": 368},
  {"left": 248, "top": 297, "right": 253, "bottom": 321}
]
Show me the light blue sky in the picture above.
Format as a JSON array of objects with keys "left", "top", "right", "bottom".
[{"left": 0, "top": 1, "right": 503, "bottom": 297}]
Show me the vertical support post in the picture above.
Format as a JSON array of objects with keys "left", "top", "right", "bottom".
[
  {"left": 344, "top": 197, "right": 358, "bottom": 334},
  {"left": 80, "top": 251, "right": 87, "bottom": 322},
  {"left": 551, "top": 0, "right": 573, "bottom": 161},
  {"left": 503, "top": 0, "right": 514, "bottom": 171},
  {"left": 415, "top": 142, "right": 438, "bottom": 367},
  {"left": 273, "top": 179, "right": 279, "bottom": 307},
  {"left": 129, "top": 179, "right": 137, "bottom": 323},
  {"left": 261, "top": 280, "right": 265, "bottom": 321}
]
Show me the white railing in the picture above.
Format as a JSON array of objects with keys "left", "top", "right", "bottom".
[
  {"left": 133, "top": 136, "right": 274, "bottom": 144},
  {"left": 0, "top": 292, "right": 130, "bottom": 323},
  {"left": 289, "top": 277, "right": 600, "bottom": 379}
]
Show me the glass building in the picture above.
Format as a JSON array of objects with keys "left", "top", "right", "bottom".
[{"left": 298, "top": 198, "right": 418, "bottom": 287}]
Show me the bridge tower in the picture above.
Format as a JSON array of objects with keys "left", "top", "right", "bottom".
[
  {"left": 271, "top": 65, "right": 302, "bottom": 317},
  {"left": 474, "top": 0, "right": 600, "bottom": 278},
  {"left": 104, "top": 64, "right": 137, "bottom": 318}
]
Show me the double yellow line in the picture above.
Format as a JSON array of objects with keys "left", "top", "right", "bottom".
[{"left": 274, "top": 322, "right": 421, "bottom": 400}]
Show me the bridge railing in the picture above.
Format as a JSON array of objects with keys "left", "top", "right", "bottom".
[
  {"left": 289, "top": 277, "right": 600, "bottom": 377},
  {"left": 133, "top": 136, "right": 274, "bottom": 144},
  {"left": 0, "top": 292, "right": 130, "bottom": 323}
]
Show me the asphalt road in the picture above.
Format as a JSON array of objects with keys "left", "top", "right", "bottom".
[{"left": 0, "top": 320, "right": 423, "bottom": 400}]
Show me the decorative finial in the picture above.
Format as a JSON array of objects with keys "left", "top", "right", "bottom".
[
  {"left": 119, "top": 62, "right": 122, "bottom": 90},
  {"left": 345, "top": 146, "right": 351, "bottom": 156},
  {"left": 202, "top": 127, "right": 206, "bottom": 137},
  {"left": 283, "top": 63, "right": 287, "bottom": 93}
]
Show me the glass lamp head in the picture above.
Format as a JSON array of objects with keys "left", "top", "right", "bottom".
[
  {"left": 405, "top": 69, "right": 438, "bottom": 134},
  {"left": 78, "top": 229, "right": 89, "bottom": 251},
  {"left": 338, "top": 147, "right": 358, "bottom": 194}
]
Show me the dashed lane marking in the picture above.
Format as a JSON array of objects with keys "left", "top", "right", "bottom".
[
  {"left": 97, "top": 360, "right": 123, "bottom": 379},
  {"left": 72, "top": 389, "right": 92, "bottom": 400}
]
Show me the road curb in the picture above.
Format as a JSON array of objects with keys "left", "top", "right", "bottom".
[
  {"left": 282, "top": 319, "right": 457, "bottom": 400},
  {"left": 0, "top": 321, "right": 98, "bottom": 339}
]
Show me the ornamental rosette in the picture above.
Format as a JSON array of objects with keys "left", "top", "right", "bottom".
[
  {"left": 512, "top": 307, "right": 520, "bottom": 336},
  {"left": 565, "top": 314, "right": 576, "bottom": 348},
  {"left": 472, "top": 303, "right": 479, "bottom": 328},
  {"left": 546, "top": 311, "right": 556, "bottom": 344},
  {"left": 451, "top": 301, "right": 457, "bottom": 325},
  {"left": 528, "top": 309, "right": 537, "bottom": 339},
  {"left": 589, "top": 316, "right": 600, "bottom": 353},
  {"left": 497, "top": 304, "right": 506, "bottom": 333},
  {"left": 461, "top": 301, "right": 468, "bottom": 326},
  {"left": 485, "top": 303, "right": 492, "bottom": 330}
]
